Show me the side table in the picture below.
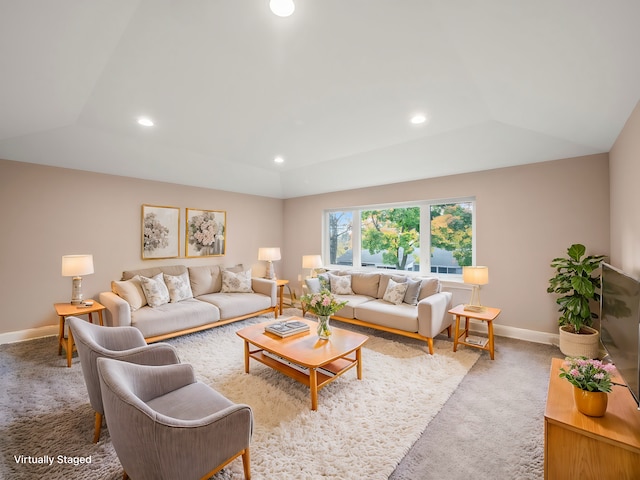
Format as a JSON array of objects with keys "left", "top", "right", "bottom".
[
  {"left": 276, "top": 279, "right": 290, "bottom": 315},
  {"left": 449, "top": 304, "right": 501, "bottom": 360},
  {"left": 54, "top": 301, "right": 105, "bottom": 367}
]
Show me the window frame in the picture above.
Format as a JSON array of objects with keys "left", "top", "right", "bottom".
[{"left": 323, "top": 197, "right": 476, "bottom": 279}]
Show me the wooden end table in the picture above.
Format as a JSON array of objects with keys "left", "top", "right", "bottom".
[
  {"left": 276, "top": 279, "right": 290, "bottom": 315},
  {"left": 236, "top": 317, "right": 368, "bottom": 410},
  {"left": 449, "top": 304, "right": 501, "bottom": 360},
  {"left": 54, "top": 301, "right": 105, "bottom": 367}
]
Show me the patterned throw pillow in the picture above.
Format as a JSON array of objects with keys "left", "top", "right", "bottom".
[
  {"left": 317, "top": 273, "right": 330, "bottom": 291},
  {"left": 329, "top": 273, "right": 354, "bottom": 295},
  {"left": 221, "top": 269, "right": 253, "bottom": 293},
  {"left": 140, "top": 273, "right": 170, "bottom": 308},
  {"left": 111, "top": 275, "right": 147, "bottom": 312},
  {"left": 163, "top": 272, "right": 194, "bottom": 303},
  {"left": 383, "top": 278, "right": 409, "bottom": 305}
]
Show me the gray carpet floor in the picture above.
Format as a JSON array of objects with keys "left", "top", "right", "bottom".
[
  {"left": 0, "top": 313, "right": 562, "bottom": 479},
  {"left": 389, "top": 332, "right": 562, "bottom": 480}
]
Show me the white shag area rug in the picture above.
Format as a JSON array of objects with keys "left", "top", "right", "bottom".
[{"left": 169, "top": 316, "right": 480, "bottom": 480}]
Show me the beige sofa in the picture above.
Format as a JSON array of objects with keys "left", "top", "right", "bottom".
[
  {"left": 304, "top": 271, "right": 453, "bottom": 354},
  {"left": 99, "top": 264, "right": 277, "bottom": 343}
]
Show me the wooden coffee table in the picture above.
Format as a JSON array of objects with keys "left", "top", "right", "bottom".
[{"left": 236, "top": 317, "right": 368, "bottom": 410}]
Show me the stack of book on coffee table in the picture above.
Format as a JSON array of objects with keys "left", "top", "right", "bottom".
[{"left": 264, "top": 320, "right": 310, "bottom": 338}]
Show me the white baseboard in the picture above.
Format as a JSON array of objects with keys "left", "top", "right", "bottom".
[
  {"left": 1, "top": 318, "right": 561, "bottom": 347},
  {"left": 0, "top": 325, "right": 58, "bottom": 344},
  {"left": 468, "top": 323, "right": 559, "bottom": 346}
]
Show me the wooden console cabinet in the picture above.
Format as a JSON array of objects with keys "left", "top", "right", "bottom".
[{"left": 544, "top": 358, "right": 640, "bottom": 479}]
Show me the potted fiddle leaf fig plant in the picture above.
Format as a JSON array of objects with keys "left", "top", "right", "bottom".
[{"left": 547, "top": 243, "right": 606, "bottom": 358}]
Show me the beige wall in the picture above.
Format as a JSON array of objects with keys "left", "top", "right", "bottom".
[
  {"left": 0, "top": 159, "right": 284, "bottom": 338},
  {"left": 283, "top": 154, "right": 610, "bottom": 335},
  {"left": 0, "top": 151, "right": 613, "bottom": 340},
  {"left": 609, "top": 100, "right": 640, "bottom": 277}
]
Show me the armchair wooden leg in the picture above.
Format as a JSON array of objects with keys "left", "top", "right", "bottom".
[
  {"left": 427, "top": 337, "right": 434, "bottom": 355},
  {"left": 123, "top": 471, "right": 129, "bottom": 480},
  {"left": 446, "top": 325, "right": 452, "bottom": 337},
  {"left": 242, "top": 448, "right": 251, "bottom": 480},
  {"left": 93, "top": 412, "right": 102, "bottom": 443}
]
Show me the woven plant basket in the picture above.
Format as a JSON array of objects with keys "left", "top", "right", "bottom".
[{"left": 559, "top": 325, "right": 600, "bottom": 359}]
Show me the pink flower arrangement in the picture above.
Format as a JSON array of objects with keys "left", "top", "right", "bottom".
[
  {"left": 559, "top": 357, "right": 616, "bottom": 393},
  {"left": 300, "top": 289, "right": 347, "bottom": 317}
]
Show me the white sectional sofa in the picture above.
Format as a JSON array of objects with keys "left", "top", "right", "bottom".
[
  {"left": 304, "top": 271, "right": 453, "bottom": 354},
  {"left": 99, "top": 264, "right": 277, "bottom": 343}
]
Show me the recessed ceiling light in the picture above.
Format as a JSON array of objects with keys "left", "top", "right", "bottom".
[
  {"left": 137, "top": 117, "right": 154, "bottom": 127},
  {"left": 410, "top": 114, "right": 427, "bottom": 125},
  {"left": 274, "top": 156, "right": 285, "bottom": 164},
  {"left": 270, "top": 0, "right": 295, "bottom": 17}
]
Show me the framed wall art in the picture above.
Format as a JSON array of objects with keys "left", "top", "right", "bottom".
[
  {"left": 186, "top": 208, "right": 226, "bottom": 257},
  {"left": 142, "top": 204, "right": 180, "bottom": 259}
]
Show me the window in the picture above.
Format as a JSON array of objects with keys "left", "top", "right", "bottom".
[{"left": 324, "top": 199, "right": 474, "bottom": 276}]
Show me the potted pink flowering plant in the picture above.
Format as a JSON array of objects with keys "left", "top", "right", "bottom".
[
  {"left": 559, "top": 356, "right": 617, "bottom": 417},
  {"left": 300, "top": 289, "right": 347, "bottom": 339}
]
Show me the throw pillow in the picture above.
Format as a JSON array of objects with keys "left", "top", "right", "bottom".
[
  {"left": 383, "top": 278, "right": 409, "bottom": 305},
  {"left": 317, "top": 273, "right": 330, "bottom": 291},
  {"left": 417, "top": 277, "right": 440, "bottom": 301},
  {"left": 140, "top": 273, "right": 170, "bottom": 308},
  {"left": 163, "top": 272, "right": 194, "bottom": 303},
  {"left": 111, "top": 275, "right": 147, "bottom": 312},
  {"left": 305, "top": 277, "right": 322, "bottom": 294},
  {"left": 221, "top": 269, "right": 253, "bottom": 293},
  {"left": 329, "top": 273, "right": 353, "bottom": 295},
  {"left": 403, "top": 278, "right": 422, "bottom": 305}
]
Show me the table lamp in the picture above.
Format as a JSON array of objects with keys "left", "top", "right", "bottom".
[
  {"left": 463, "top": 266, "right": 489, "bottom": 312},
  {"left": 302, "top": 254, "right": 323, "bottom": 279},
  {"left": 62, "top": 254, "right": 94, "bottom": 305},
  {"left": 258, "top": 247, "right": 281, "bottom": 280}
]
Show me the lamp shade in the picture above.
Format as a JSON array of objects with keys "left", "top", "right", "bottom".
[
  {"left": 62, "top": 254, "right": 94, "bottom": 277},
  {"left": 302, "top": 255, "right": 323, "bottom": 269},
  {"left": 462, "top": 266, "right": 489, "bottom": 285},
  {"left": 258, "top": 247, "right": 281, "bottom": 262}
]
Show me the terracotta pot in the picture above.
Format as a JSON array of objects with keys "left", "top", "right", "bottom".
[{"left": 573, "top": 386, "right": 608, "bottom": 417}]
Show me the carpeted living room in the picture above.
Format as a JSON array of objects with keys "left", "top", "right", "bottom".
[{"left": 1, "top": 2, "right": 640, "bottom": 480}]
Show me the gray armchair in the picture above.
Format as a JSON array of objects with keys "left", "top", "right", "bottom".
[
  {"left": 97, "top": 358, "right": 253, "bottom": 480},
  {"left": 67, "top": 316, "right": 180, "bottom": 443}
]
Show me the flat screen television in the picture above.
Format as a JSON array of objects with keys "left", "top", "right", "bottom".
[{"left": 599, "top": 262, "right": 640, "bottom": 408}]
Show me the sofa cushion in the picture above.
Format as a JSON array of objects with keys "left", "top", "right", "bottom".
[
  {"left": 140, "top": 273, "right": 170, "bottom": 308},
  {"left": 221, "top": 269, "right": 253, "bottom": 293},
  {"left": 329, "top": 273, "right": 354, "bottom": 295},
  {"left": 383, "top": 278, "right": 409, "bottom": 305},
  {"left": 403, "top": 278, "right": 422, "bottom": 305},
  {"left": 354, "top": 299, "right": 419, "bottom": 332},
  {"left": 163, "top": 272, "right": 194, "bottom": 303},
  {"left": 198, "top": 292, "right": 271, "bottom": 319},
  {"left": 111, "top": 275, "right": 147, "bottom": 312},
  {"left": 350, "top": 273, "right": 381, "bottom": 298},
  {"left": 131, "top": 298, "right": 220, "bottom": 338},
  {"left": 188, "top": 265, "right": 222, "bottom": 297},
  {"left": 331, "top": 294, "right": 373, "bottom": 319},
  {"left": 418, "top": 277, "right": 440, "bottom": 301}
]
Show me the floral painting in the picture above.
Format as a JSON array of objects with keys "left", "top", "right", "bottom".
[
  {"left": 142, "top": 205, "right": 180, "bottom": 259},
  {"left": 186, "top": 208, "right": 226, "bottom": 257}
]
